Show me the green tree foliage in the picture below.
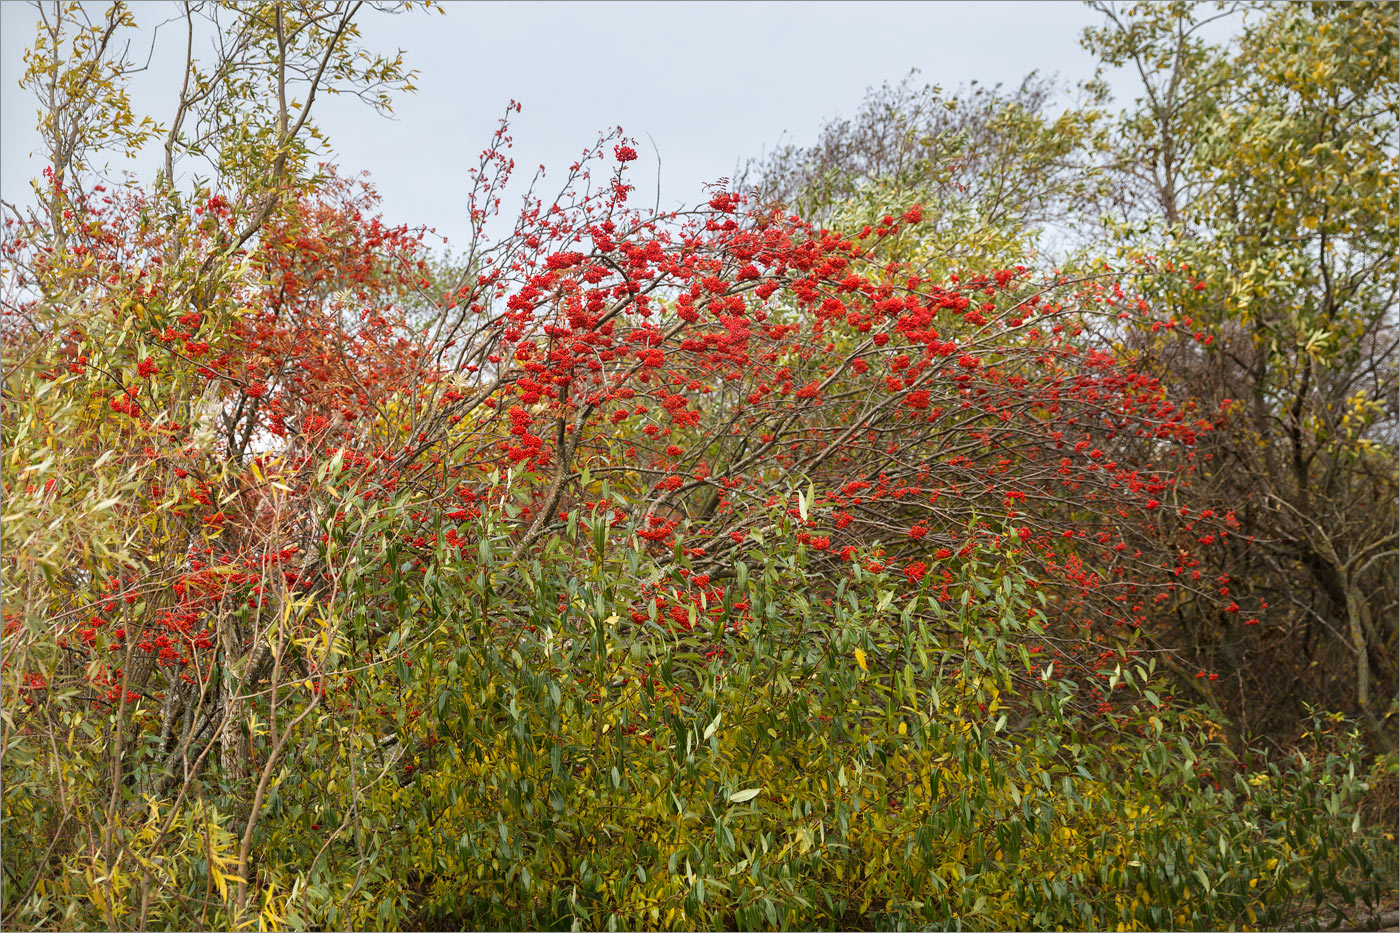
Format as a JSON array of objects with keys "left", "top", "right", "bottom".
[{"left": 739, "top": 71, "right": 1108, "bottom": 272}]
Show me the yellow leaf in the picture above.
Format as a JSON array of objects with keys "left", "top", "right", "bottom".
[{"left": 854, "top": 648, "right": 867, "bottom": 672}]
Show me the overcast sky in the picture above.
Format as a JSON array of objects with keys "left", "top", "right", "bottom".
[{"left": 1, "top": 1, "right": 1140, "bottom": 251}]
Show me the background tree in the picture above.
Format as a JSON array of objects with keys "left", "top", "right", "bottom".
[
  {"left": 1082, "top": 0, "right": 1399, "bottom": 747},
  {"left": 738, "top": 71, "right": 1109, "bottom": 272}
]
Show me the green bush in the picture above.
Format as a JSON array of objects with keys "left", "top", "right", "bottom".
[
  {"left": 5, "top": 479, "right": 1393, "bottom": 930},
  {"left": 235, "top": 497, "right": 1393, "bottom": 931}
]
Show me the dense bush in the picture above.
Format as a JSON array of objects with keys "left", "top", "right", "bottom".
[
  {"left": 2, "top": 3, "right": 1394, "bottom": 931},
  {"left": 7, "top": 491, "right": 1390, "bottom": 930},
  {"left": 264, "top": 502, "right": 1386, "bottom": 932}
]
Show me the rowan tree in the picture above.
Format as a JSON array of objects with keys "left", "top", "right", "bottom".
[{"left": 0, "top": 2, "right": 1393, "bottom": 930}]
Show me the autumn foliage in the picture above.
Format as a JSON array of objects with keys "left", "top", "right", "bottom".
[{"left": 1, "top": 3, "right": 1394, "bottom": 931}]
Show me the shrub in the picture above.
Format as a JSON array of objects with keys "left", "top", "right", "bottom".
[{"left": 251, "top": 499, "right": 1394, "bottom": 931}]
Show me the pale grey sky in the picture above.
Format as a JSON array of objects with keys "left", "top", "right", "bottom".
[{"left": 1, "top": 1, "right": 1138, "bottom": 251}]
